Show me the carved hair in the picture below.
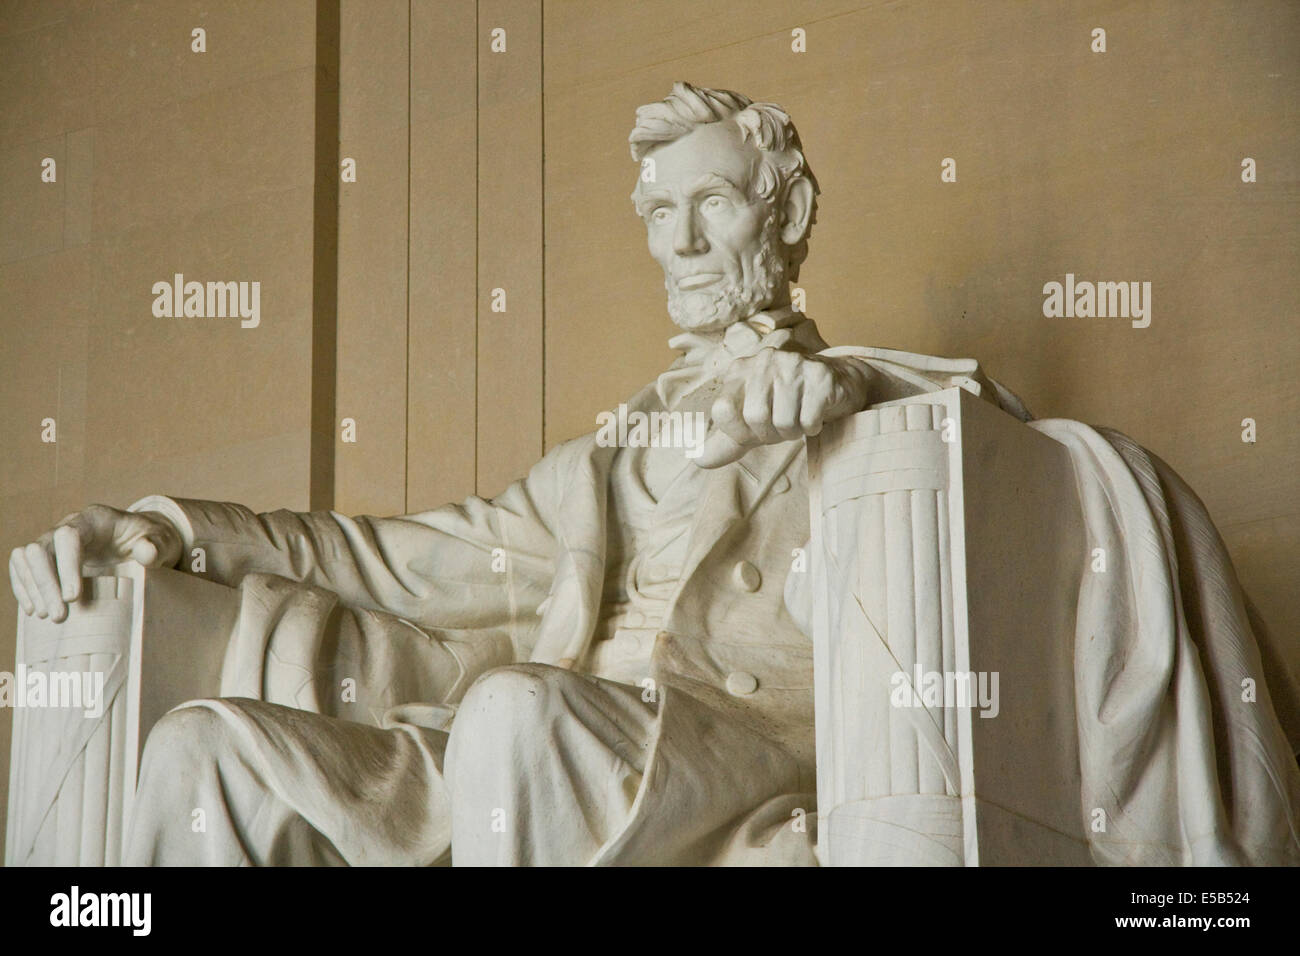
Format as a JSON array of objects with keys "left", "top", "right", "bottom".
[{"left": 629, "top": 81, "right": 820, "bottom": 277}]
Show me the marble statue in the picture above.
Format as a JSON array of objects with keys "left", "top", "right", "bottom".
[{"left": 9, "top": 82, "right": 1300, "bottom": 866}]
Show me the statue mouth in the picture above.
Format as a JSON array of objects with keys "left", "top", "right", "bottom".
[{"left": 676, "top": 272, "right": 723, "bottom": 291}]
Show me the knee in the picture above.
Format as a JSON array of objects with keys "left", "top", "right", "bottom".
[
  {"left": 138, "top": 702, "right": 229, "bottom": 782},
  {"left": 452, "top": 664, "right": 573, "bottom": 746}
]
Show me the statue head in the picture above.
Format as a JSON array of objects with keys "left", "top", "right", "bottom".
[{"left": 630, "top": 82, "right": 820, "bottom": 333}]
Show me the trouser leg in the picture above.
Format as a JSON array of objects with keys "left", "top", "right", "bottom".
[
  {"left": 444, "top": 664, "right": 658, "bottom": 866},
  {"left": 123, "top": 697, "right": 452, "bottom": 866}
]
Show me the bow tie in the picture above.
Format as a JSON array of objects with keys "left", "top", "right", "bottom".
[{"left": 655, "top": 309, "right": 829, "bottom": 410}]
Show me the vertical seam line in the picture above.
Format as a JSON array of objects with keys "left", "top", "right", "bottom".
[
  {"left": 474, "top": 0, "right": 481, "bottom": 496},
  {"left": 404, "top": 0, "right": 412, "bottom": 513},
  {"left": 539, "top": 0, "right": 546, "bottom": 457}
]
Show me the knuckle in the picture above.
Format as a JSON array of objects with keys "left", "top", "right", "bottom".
[{"left": 772, "top": 399, "right": 797, "bottom": 428}]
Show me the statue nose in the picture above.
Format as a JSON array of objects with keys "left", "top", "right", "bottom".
[{"left": 673, "top": 214, "right": 708, "bottom": 255}]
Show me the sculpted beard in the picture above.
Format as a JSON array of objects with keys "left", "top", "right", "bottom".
[{"left": 665, "top": 213, "right": 787, "bottom": 332}]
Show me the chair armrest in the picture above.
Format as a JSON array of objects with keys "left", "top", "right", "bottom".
[
  {"left": 6, "top": 564, "right": 239, "bottom": 866},
  {"left": 807, "top": 387, "right": 1088, "bottom": 865}
]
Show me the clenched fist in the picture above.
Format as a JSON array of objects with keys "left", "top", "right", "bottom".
[
  {"left": 696, "top": 349, "right": 875, "bottom": 468},
  {"left": 8, "top": 504, "right": 183, "bottom": 622}
]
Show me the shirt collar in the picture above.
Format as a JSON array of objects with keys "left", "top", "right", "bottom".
[{"left": 656, "top": 309, "right": 828, "bottom": 409}]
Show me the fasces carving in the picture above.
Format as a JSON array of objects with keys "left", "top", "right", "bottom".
[
  {"left": 7, "top": 578, "right": 133, "bottom": 866},
  {"left": 811, "top": 401, "right": 965, "bottom": 865},
  {"left": 819, "top": 403, "right": 956, "bottom": 800}
]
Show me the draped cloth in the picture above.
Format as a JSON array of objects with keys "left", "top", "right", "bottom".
[{"left": 1030, "top": 420, "right": 1300, "bottom": 865}]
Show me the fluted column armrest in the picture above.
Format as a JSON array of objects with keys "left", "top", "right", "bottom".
[
  {"left": 807, "top": 386, "right": 1088, "bottom": 866},
  {"left": 6, "top": 564, "right": 239, "bottom": 866}
]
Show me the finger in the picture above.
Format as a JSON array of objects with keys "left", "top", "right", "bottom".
[
  {"left": 52, "top": 524, "right": 84, "bottom": 603},
  {"left": 770, "top": 379, "right": 805, "bottom": 441},
  {"left": 828, "top": 359, "right": 873, "bottom": 419},
  {"left": 696, "top": 429, "right": 748, "bottom": 469},
  {"left": 9, "top": 551, "right": 35, "bottom": 615},
  {"left": 25, "top": 541, "right": 67, "bottom": 623},
  {"left": 710, "top": 389, "right": 756, "bottom": 448},
  {"left": 12, "top": 548, "right": 44, "bottom": 616},
  {"left": 818, "top": 359, "right": 870, "bottom": 425},
  {"left": 129, "top": 536, "right": 159, "bottom": 567},
  {"left": 800, "top": 362, "right": 838, "bottom": 435},
  {"left": 98, "top": 509, "right": 157, "bottom": 571},
  {"left": 742, "top": 373, "right": 783, "bottom": 446},
  {"left": 800, "top": 382, "right": 828, "bottom": 437}
]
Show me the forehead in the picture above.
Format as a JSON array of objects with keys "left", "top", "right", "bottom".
[{"left": 637, "top": 120, "right": 759, "bottom": 195}]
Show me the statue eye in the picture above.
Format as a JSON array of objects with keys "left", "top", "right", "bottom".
[
  {"left": 650, "top": 206, "right": 674, "bottom": 225},
  {"left": 701, "top": 195, "right": 727, "bottom": 212}
]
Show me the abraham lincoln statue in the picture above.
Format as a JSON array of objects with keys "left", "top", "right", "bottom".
[{"left": 10, "top": 83, "right": 1299, "bottom": 866}]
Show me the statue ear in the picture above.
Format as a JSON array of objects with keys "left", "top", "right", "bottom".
[{"left": 779, "top": 177, "right": 815, "bottom": 246}]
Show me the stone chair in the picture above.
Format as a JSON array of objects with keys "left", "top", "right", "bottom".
[{"left": 5, "top": 387, "right": 1103, "bottom": 866}]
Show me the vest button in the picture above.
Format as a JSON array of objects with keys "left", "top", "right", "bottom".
[
  {"left": 732, "top": 560, "right": 761, "bottom": 592},
  {"left": 726, "top": 671, "right": 759, "bottom": 696}
]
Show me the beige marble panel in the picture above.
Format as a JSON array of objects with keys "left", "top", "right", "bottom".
[
  {"left": 91, "top": 68, "right": 317, "bottom": 239},
  {"left": 0, "top": 0, "right": 77, "bottom": 38},
  {"left": 85, "top": 0, "right": 317, "bottom": 128},
  {"left": 86, "top": 188, "right": 316, "bottom": 510},
  {"left": 0, "top": 15, "right": 94, "bottom": 146},
  {"left": 477, "top": 0, "right": 544, "bottom": 498},
  {"left": 0, "top": 135, "right": 64, "bottom": 263},
  {"left": 333, "top": 0, "right": 410, "bottom": 517},
  {"left": 407, "top": 0, "right": 478, "bottom": 511},
  {"left": 0, "top": 247, "right": 92, "bottom": 498},
  {"left": 1222, "top": 513, "right": 1300, "bottom": 750},
  {"left": 63, "top": 127, "right": 94, "bottom": 247}
]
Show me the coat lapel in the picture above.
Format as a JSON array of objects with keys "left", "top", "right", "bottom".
[
  {"left": 671, "top": 437, "right": 805, "bottom": 600},
  {"left": 527, "top": 436, "right": 617, "bottom": 668}
]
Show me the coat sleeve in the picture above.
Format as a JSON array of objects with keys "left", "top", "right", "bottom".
[
  {"left": 128, "top": 446, "right": 569, "bottom": 633},
  {"left": 818, "top": 345, "right": 1033, "bottom": 421},
  {"left": 784, "top": 346, "right": 1034, "bottom": 636}
]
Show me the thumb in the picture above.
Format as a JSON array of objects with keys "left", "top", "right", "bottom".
[
  {"left": 695, "top": 429, "right": 748, "bottom": 469},
  {"left": 128, "top": 536, "right": 160, "bottom": 566}
]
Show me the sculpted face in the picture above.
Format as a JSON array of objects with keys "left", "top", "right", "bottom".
[{"left": 635, "top": 121, "right": 790, "bottom": 332}]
